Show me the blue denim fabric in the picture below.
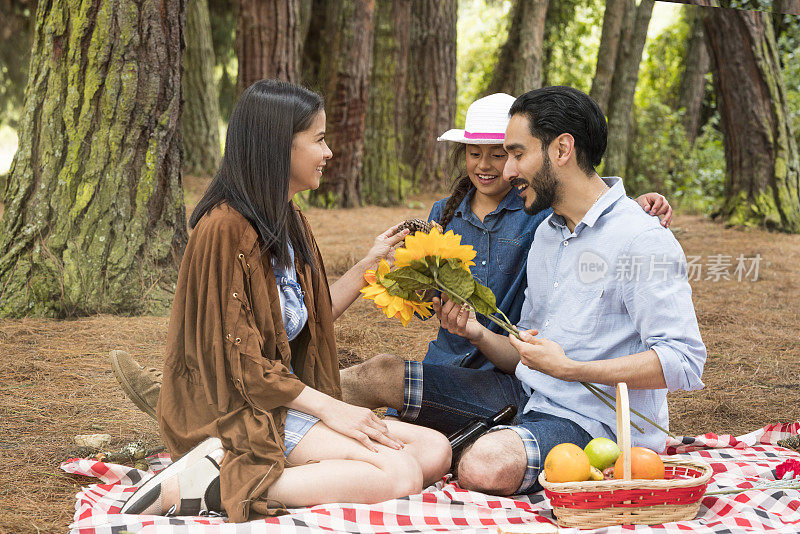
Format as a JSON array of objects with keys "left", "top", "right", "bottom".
[
  {"left": 403, "top": 361, "right": 590, "bottom": 493},
  {"left": 283, "top": 409, "right": 319, "bottom": 457},
  {"left": 425, "top": 188, "right": 551, "bottom": 369},
  {"left": 515, "top": 177, "right": 706, "bottom": 452},
  {"left": 271, "top": 243, "right": 308, "bottom": 342}
]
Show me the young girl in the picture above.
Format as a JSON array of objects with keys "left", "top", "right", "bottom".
[
  {"left": 120, "top": 80, "right": 451, "bottom": 521},
  {"left": 342, "top": 93, "right": 672, "bottom": 428}
]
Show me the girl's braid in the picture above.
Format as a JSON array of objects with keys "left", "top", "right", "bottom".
[{"left": 437, "top": 144, "right": 474, "bottom": 230}]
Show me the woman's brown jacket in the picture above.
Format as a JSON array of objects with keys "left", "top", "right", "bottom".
[{"left": 157, "top": 204, "right": 341, "bottom": 521}]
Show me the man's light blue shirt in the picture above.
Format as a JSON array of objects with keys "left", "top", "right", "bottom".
[{"left": 515, "top": 177, "right": 706, "bottom": 452}]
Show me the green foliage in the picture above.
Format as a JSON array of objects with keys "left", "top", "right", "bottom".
[
  {"left": 208, "top": 0, "right": 236, "bottom": 121},
  {"left": 542, "top": 0, "right": 604, "bottom": 91},
  {"left": 777, "top": 15, "right": 800, "bottom": 149},
  {"left": 456, "top": 0, "right": 512, "bottom": 124},
  {"left": 626, "top": 15, "right": 726, "bottom": 213},
  {"left": 627, "top": 101, "right": 726, "bottom": 214},
  {"left": 436, "top": 260, "right": 475, "bottom": 301},
  {"left": 384, "top": 266, "right": 435, "bottom": 290},
  {"left": 0, "top": 0, "right": 35, "bottom": 128},
  {"left": 469, "top": 280, "right": 498, "bottom": 317}
]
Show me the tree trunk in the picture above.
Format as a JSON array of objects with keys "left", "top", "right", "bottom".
[
  {"left": 404, "top": 0, "right": 457, "bottom": 190},
  {"left": 300, "top": 0, "right": 326, "bottom": 89},
  {"left": 703, "top": 7, "right": 800, "bottom": 231},
  {"left": 362, "top": 0, "right": 411, "bottom": 205},
  {"left": 488, "top": 0, "right": 549, "bottom": 95},
  {"left": 0, "top": 0, "right": 187, "bottom": 317},
  {"left": 236, "top": 0, "right": 300, "bottom": 94},
  {"left": 589, "top": 0, "right": 628, "bottom": 113},
  {"left": 310, "top": 0, "right": 376, "bottom": 208},
  {"left": 603, "top": 0, "right": 654, "bottom": 178},
  {"left": 776, "top": 0, "right": 799, "bottom": 14},
  {"left": 183, "top": 0, "right": 221, "bottom": 176},
  {"left": 676, "top": 5, "right": 711, "bottom": 145}
]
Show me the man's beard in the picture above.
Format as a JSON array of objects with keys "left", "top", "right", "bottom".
[{"left": 515, "top": 154, "right": 560, "bottom": 215}]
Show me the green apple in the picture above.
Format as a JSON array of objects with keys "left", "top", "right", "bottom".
[{"left": 584, "top": 437, "right": 622, "bottom": 470}]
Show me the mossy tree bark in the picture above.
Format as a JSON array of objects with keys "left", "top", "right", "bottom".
[
  {"left": 183, "top": 0, "right": 221, "bottom": 176},
  {"left": 0, "top": 0, "right": 188, "bottom": 318},
  {"left": 236, "top": 0, "right": 301, "bottom": 94},
  {"left": 404, "top": 0, "right": 457, "bottom": 191},
  {"left": 589, "top": 0, "right": 628, "bottom": 113},
  {"left": 362, "top": 0, "right": 411, "bottom": 206},
  {"left": 311, "top": 0, "right": 376, "bottom": 208},
  {"left": 676, "top": 5, "right": 711, "bottom": 145},
  {"left": 487, "top": 0, "right": 549, "bottom": 95},
  {"left": 603, "top": 0, "right": 654, "bottom": 178},
  {"left": 703, "top": 7, "right": 800, "bottom": 231}
]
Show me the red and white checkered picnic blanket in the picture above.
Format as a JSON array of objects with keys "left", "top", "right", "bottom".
[{"left": 61, "top": 422, "right": 800, "bottom": 533}]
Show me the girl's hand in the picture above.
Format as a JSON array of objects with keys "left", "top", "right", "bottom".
[
  {"left": 432, "top": 294, "right": 486, "bottom": 343},
  {"left": 635, "top": 193, "right": 673, "bottom": 228},
  {"left": 318, "top": 399, "right": 404, "bottom": 452},
  {"left": 364, "top": 223, "right": 409, "bottom": 269}
]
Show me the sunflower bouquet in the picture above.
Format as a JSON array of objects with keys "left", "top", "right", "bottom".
[
  {"left": 360, "top": 224, "right": 674, "bottom": 438},
  {"left": 360, "top": 226, "right": 516, "bottom": 334}
]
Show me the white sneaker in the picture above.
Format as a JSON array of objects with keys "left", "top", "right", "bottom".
[{"left": 121, "top": 437, "right": 225, "bottom": 516}]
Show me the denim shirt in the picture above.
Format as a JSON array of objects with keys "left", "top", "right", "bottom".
[
  {"left": 425, "top": 188, "right": 552, "bottom": 369},
  {"left": 271, "top": 243, "right": 309, "bottom": 342},
  {"left": 515, "top": 177, "right": 706, "bottom": 452}
]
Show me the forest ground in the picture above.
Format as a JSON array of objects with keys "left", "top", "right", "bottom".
[{"left": 1, "top": 176, "right": 799, "bottom": 533}]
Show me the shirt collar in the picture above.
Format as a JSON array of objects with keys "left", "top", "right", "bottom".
[
  {"left": 454, "top": 187, "right": 524, "bottom": 219},
  {"left": 548, "top": 176, "right": 626, "bottom": 231}
]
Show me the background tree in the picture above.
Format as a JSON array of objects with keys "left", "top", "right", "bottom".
[
  {"left": 310, "top": 0, "right": 376, "bottom": 207},
  {"left": 487, "top": 0, "right": 549, "bottom": 95},
  {"left": 362, "top": 0, "right": 412, "bottom": 205},
  {"left": 675, "top": 4, "right": 711, "bottom": 145},
  {"left": 183, "top": 0, "right": 221, "bottom": 176},
  {"left": 208, "top": 0, "right": 236, "bottom": 121},
  {"left": 0, "top": 0, "right": 188, "bottom": 317},
  {"left": 590, "top": 0, "right": 627, "bottom": 112},
  {"left": 236, "top": 0, "right": 301, "bottom": 94},
  {"left": 702, "top": 6, "right": 800, "bottom": 231},
  {"left": 403, "top": 0, "right": 457, "bottom": 190},
  {"left": 603, "top": 0, "right": 655, "bottom": 178}
]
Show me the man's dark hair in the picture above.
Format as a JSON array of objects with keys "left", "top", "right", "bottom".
[
  {"left": 509, "top": 86, "right": 607, "bottom": 175},
  {"left": 190, "top": 79, "right": 323, "bottom": 270}
]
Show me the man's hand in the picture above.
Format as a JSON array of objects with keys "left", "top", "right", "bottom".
[
  {"left": 508, "top": 329, "right": 576, "bottom": 380},
  {"left": 635, "top": 193, "right": 673, "bottom": 228},
  {"left": 432, "top": 293, "right": 486, "bottom": 343}
]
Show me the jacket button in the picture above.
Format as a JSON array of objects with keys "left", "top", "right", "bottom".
[{"left": 233, "top": 292, "right": 238, "bottom": 299}]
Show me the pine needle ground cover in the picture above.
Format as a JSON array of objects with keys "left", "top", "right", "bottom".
[{"left": 0, "top": 191, "right": 799, "bottom": 533}]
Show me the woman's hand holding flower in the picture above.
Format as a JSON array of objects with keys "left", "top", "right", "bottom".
[{"left": 364, "top": 223, "right": 409, "bottom": 269}]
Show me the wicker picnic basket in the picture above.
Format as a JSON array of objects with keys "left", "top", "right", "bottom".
[{"left": 538, "top": 383, "right": 713, "bottom": 529}]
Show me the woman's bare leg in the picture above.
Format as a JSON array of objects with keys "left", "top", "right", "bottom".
[
  {"left": 266, "top": 420, "right": 451, "bottom": 507},
  {"left": 266, "top": 422, "right": 424, "bottom": 506}
]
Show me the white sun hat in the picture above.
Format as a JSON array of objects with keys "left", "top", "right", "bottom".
[{"left": 437, "top": 93, "right": 516, "bottom": 144}]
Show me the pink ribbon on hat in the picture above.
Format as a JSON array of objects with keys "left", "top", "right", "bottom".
[{"left": 464, "top": 131, "right": 505, "bottom": 140}]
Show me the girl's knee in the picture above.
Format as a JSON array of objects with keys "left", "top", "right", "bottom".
[{"left": 379, "top": 451, "right": 423, "bottom": 498}]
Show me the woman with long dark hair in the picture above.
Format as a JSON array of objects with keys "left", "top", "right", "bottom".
[{"left": 120, "top": 80, "right": 451, "bottom": 521}]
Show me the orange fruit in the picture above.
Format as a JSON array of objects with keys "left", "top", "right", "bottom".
[
  {"left": 544, "top": 443, "right": 592, "bottom": 483},
  {"left": 613, "top": 447, "right": 665, "bottom": 479}
]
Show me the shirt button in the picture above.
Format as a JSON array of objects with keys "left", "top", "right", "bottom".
[
  {"left": 554, "top": 281, "right": 559, "bottom": 288},
  {"left": 545, "top": 320, "right": 550, "bottom": 327},
  {"left": 482, "top": 230, "right": 487, "bottom": 235},
  {"left": 563, "top": 241, "right": 569, "bottom": 246},
  {"left": 481, "top": 260, "right": 486, "bottom": 266}
]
